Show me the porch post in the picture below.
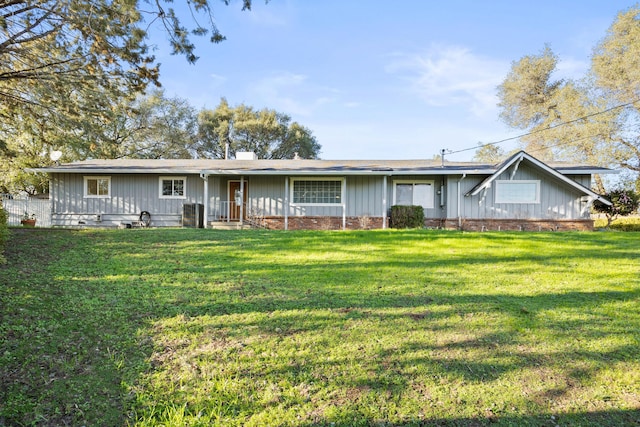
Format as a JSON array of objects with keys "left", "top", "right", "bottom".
[
  {"left": 284, "top": 176, "right": 289, "bottom": 231},
  {"left": 382, "top": 175, "right": 387, "bottom": 229},
  {"left": 201, "top": 173, "right": 209, "bottom": 229}
]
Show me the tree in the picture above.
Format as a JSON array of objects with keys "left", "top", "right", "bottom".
[
  {"left": 496, "top": 6, "right": 640, "bottom": 189},
  {"left": 196, "top": 99, "right": 321, "bottom": 160},
  {"left": 1, "top": 0, "right": 254, "bottom": 111},
  {"left": 593, "top": 189, "right": 639, "bottom": 227},
  {"left": 473, "top": 143, "right": 507, "bottom": 163},
  {"left": 0, "top": 0, "right": 255, "bottom": 193},
  {"left": 110, "top": 90, "right": 199, "bottom": 159}
]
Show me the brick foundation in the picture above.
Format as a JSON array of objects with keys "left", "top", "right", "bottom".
[
  {"left": 426, "top": 218, "right": 594, "bottom": 232},
  {"left": 261, "top": 216, "right": 593, "bottom": 231},
  {"left": 263, "top": 216, "right": 387, "bottom": 230}
]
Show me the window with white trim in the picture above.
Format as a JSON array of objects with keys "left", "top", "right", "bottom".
[
  {"left": 84, "top": 176, "right": 111, "bottom": 198},
  {"left": 393, "top": 180, "right": 434, "bottom": 209},
  {"left": 495, "top": 180, "right": 540, "bottom": 203},
  {"left": 291, "top": 178, "right": 343, "bottom": 205},
  {"left": 159, "top": 176, "right": 186, "bottom": 199}
]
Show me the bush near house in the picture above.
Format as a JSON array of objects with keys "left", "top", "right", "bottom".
[
  {"left": 593, "top": 189, "right": 640, "bottom": 227},
  {"left": 0, "top": 202, "right": 8, "bottom": 263},
  {"left": 390, "top": 205, "right": 425, "bottom": 228}
]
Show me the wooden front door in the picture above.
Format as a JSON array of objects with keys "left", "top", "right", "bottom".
[{"left": 228, "top": 181, "right": 248, "bottom": 220}]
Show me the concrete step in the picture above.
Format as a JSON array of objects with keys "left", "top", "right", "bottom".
[{"left": 208, "top": 221, "right": 252, "bottom": 230}]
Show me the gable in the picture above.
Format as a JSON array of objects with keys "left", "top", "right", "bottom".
[{"left": 465, "top": 151, "right": 611, "bottom": 206}]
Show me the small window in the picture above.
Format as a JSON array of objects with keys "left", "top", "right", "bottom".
[
  {"left": 159, "top": 176, "right": 186, "bottom": 199},
  {"left": 495, "top": 180, "right": 540, "bottom": 204},
  {"left": 291, "top": 178, "right": 343, "bottom": 205},
  {"left": 84, "top": 176, "right": 110, "bottom": 198},
  {"left": 393, "top": 181, "right": 434, "bottom": 209}
]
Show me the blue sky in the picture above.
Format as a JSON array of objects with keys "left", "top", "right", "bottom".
[{"left": 149, "top": 1, "right": 637, "bottom": 160}]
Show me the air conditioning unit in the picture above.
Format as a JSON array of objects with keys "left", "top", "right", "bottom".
[{"left": 182, "top": 203, "right": 204, "bottom": 228}]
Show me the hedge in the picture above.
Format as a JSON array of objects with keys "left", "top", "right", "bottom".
[
  {"left": 0, "top": 202, "right": 8, "bottom": 264},
  {"left": 390, "top": 205, "right": 425, "bottom": 229}
]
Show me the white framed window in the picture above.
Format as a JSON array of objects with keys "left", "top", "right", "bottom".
[
  {"left": 495, "top": 180, "right": 540, "bottom": 204},
  {"left": 84, "top": 176, "right": 111, "bottom": 198},
  {"left": 159, "top": 176, "right": 186, "bottom": 199},
  {"left": 291, "top": 178, "right": 344, "bottom": 205},
  {"left": 393, "top": 180, "right": 434, "bottom": 209}
]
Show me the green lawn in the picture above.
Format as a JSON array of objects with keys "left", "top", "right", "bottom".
[{"left": 1, "top": 228, "right": 639, "bottom": 426}]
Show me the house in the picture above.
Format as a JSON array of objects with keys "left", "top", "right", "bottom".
[{"left": 28, "top": 151, "right": 612, "bottom": 231}]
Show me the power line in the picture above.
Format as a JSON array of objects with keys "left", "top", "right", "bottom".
[{"left": 445, "top": 98, "right": 640, "bottom": 156}]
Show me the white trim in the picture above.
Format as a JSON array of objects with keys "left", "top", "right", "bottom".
[
  {"left": 290, "top": 177, "right": 345, "bottom": 206},
  {"left": 392, "top": 180, "right": 435, "bottom": 209},
  {"left": 494, "top": 180, "right": 540, "bottom": 204},
  {"left": 83, "top": 176, "right": 111, "bottom": 198},
  {"left": 159, "top": 176, "right": 187, "bottom": 199}
]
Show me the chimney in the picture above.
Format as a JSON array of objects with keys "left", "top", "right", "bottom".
[{"left": 235, "top": 151, "right": 258, "bottom": 160}]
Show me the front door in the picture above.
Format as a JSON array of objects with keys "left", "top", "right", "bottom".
[{"left": 228, "top": 181, "right": 248, "bottom": 220}]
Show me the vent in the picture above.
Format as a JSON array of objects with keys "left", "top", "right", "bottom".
[{"left": 182, "top": 203, "right": 204, "bottom": 228}]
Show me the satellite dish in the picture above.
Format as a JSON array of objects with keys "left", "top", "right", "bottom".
[{"left": 50, "top": 150, "right": 62, "bottom": 162}]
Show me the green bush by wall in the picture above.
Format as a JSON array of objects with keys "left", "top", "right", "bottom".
[
  {"left": 390, "top": 205, "right": 425, "bottom": 229},
  {"left": 0, "top": 202, "right": 8, "bottom": 263}
]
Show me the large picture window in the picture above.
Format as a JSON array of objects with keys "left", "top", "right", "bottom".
[
  {"left": 84, "top": 176, "right": 111, "bottom": 198},
  {"left": 393, "top": 180, "right": 434, "bottom": 209},
  {"left": 291, "top": 178, "right": 343, "bottom": 205},
  {"left": 495, "top": 180, "right": 540, "bottom": 204},
  {"left": 159, "top": 176, "right": 186, "bottom": 199}
]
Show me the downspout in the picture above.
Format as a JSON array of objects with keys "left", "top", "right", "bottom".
[
  {"left": 284, "top": 177, "right": 289, "bottom": 231},
  {"left": 457, "top": 173, "right": 466, "bottom": 229},
  {"left": 342, "top": 177, "right": 347, "bottom": 230},
  {"left": 382, "top": 175, "right": 387, "bottom": 229},
  {"left": 200, "top": 173, "right": 209, "bottom": 229}
]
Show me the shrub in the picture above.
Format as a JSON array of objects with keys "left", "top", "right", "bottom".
[
  {"left": 390, "top": 205, "right": 425, "bottom": 228},
  {"left": 593, "top": 189, "right": 640, "bottom": 227},
  {"left": 0, "top": 201, "right": 8, "bottom": 263}
]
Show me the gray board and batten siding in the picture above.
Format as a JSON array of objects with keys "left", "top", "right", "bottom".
[
  {"left": 451, "top": 164, "right": 595, "bottom": 221},
  {"left": 30, "top": 151, "right": 613, "bottom": 229},
  {"left": 49, "top": 171, "right": 593, "bottom": 227}
]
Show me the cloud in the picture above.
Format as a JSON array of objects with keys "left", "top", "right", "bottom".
[
  {"left": 387, "top": 44, "right": 510, "bottom": 117},
  {"left": 247, "top": 71, "right": 338, "bottom": 116}
]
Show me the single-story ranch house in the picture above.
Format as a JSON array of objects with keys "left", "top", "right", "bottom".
[{"left": 29, "top": 151, "right": 613, "bottom": 231}]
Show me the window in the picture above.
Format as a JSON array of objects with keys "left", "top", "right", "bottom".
[
  {"left": 393, "top": 181, "right": 434, "bottom": 209},
  {"left": 84, "top": 176, "right": 110, "bottom": 198},
  {"left": 291, "top": 178, "right": 343, "bottom": 205},
  {"left": 159, "top": 176, "right": 186, "bottom": 199},
  {"left": 495, "top": 180, "right": 540, "bottom": 203}
]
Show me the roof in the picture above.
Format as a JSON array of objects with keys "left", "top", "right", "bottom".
[
  {"left": 27, "top": 155, "right": 614, "bottom": 177},
  {"left": 465, "top": 151, "right": 612, "bottom": 205}
]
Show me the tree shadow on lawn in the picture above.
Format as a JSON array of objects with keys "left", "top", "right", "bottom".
[
  {"left": 2, "top": 229, "right": 639, "bottom": 426},
  {"left": 293, "top": 409, "right": 640, "bottom": 427},
  {"left": 93, "top": 230, "right": 640, "bottom": 421}
]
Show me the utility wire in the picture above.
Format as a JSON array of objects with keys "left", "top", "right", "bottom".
[{"left": 445, "top": 98, "right": 640, "bottom": 156}]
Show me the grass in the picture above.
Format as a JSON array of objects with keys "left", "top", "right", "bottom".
[
  {"left": 1, "top": 228, "right": 639, "bottom": 426},
  {"left": 593, "top": 216, "right": 640, "bottom": 232}
]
